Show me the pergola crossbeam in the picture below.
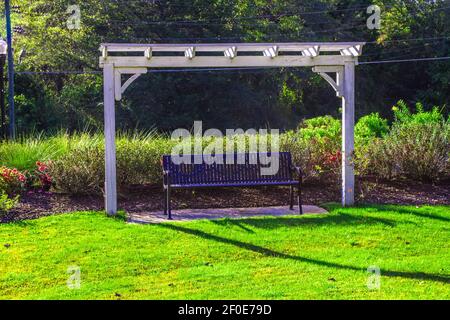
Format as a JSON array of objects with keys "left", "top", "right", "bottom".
[
  {"left": 101, "top": 56, "right": 358, "bottom": 68},
  {"left": 99, "top": 42, "right": 364, "bottom": 215}
]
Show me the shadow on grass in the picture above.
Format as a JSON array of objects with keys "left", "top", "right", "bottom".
[
  {"left": 369, "top": 205, "right": 450, "bottom": 223},
  {"left": 209, "top": 212, "right": 399, "bottom": 231},
  {"left": 160, "top": 223, "right": 450, "bottom": 285}
]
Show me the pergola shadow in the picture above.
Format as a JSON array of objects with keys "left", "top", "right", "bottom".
[
  {"left": 159, "top": 223, "right": 450, "bottom": 285},
  {"left": 209, "top": 212, "right": 402, "bottom": 230}
]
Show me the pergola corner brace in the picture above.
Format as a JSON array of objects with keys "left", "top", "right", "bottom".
[
  {"left": 312, "top": 66, "right": 344, "bottom": 97},
  {"left": 114, "top": 68, "right": 147, "bottom": 101}
]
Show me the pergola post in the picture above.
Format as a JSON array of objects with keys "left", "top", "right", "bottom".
[
  {"left": 341, "top": 61, "right": 355, "bottom": 206},
  {"left": 103, "top": 63, "right": 117, "bottom": 214}
]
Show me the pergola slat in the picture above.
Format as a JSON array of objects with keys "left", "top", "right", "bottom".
[{"left": 100, "top": 42, "right": 365, "bottom": 54}]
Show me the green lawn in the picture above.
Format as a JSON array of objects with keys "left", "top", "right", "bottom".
[{"left": 0, "top": 204, "right": 449, "bottom": 299}]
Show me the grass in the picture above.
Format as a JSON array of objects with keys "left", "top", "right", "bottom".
[{"left": 0, "top": 204, "right": 449, "bottom": 300}]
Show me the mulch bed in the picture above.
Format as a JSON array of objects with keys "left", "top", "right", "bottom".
[{"left": 2, "top": 178, "right": 449, "bottom": 223}]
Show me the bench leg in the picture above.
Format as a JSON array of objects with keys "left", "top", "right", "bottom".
[
  {"left": 289, "top": 186, "right": 294, "bottom": 210},
  {"left": 298, "top": 185, "right": 303, "bottom": 215},
  {"left": 163, "top": 187, "right": 167, "bottom": 215},
  {"left": 166, "top": 185, "right": 172, "bottom": 220}
]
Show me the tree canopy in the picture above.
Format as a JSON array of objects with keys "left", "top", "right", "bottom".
[{"left": 0, "top": 0, "right": 448, "bottom": 133}]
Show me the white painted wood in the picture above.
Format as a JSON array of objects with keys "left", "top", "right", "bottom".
[
  {"left": 103, "top": 63, "right": 117, "bottom": 215},
  {"left": 312, "top": 66, "right": 344, "bottom": 97},
  {"left": 116, "top": 67, "right": 148, "bottom": 75},
  {"left": 99, "top": 42, "right": 365, "bottom": 53},
  {"left": 224, "top": 46, "right": 237, "bottom": 59},
  {"left": 341, "top": 62, "right": 355, "bottom": 206},
  {"left": 263, "top": 46, "right": 278, "bottom": 58},
  {"left": 184, "top": 47, "right": 195, "bottom": 59},
  {"left": 340, "top": 44, "right": 363, "bottom": 57},
  {"left": 317, "top": 72, "right": 339, "bottom": 94},
  {"left": 99, "top": 42, "right": 363, "bottom": 211},
  {"left": 114, "top": 68, "right": 147, "bottom": 101},
  {"left": 144, "top": 47, "right": 152, "bottom": 59},
  {"left": 121, "top": 73, "right": 142, "bottom": 95},
  {"left": 100, "top": 55, "right": 357, "bottom": 68},
  {"left": 114, "top": 70, "right": 122, "bottom": 101},
  {"left": 301, "top": 45, "right": 320, "bottom": 57}
]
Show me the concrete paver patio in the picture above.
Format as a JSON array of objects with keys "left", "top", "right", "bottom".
[{"left": 128, "top": 205, "right": 328, "bottom": 224}]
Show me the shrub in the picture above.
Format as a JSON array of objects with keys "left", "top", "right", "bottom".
[
  {"left": 280, "top": 131, "right": 314, "bottom": 179},
  {"left": 48, "top": 132, "right": 175, "bottom": 194},
  {"left": 355, "top": 113, "right": 389, "bottom": 145},
  {"left": 370, "top": 121, "right": 449, "bottom": 181},
  {"left": 0, "top": 191, "right": 19, "bottom": 219},
  {"left": 288, "top": 116, "right": 342, "bottom": 181},
  {"left": 354, "top": 113, "right": 389, "bottom": 176},
  {"left": 0, "top": 167, "right": 27, "bottom": 195},
  {"left": 392, "top": 100, "right": 444, "bottom": 125},
  {"left": 34, "top": 161, "right": 53, "bottom": 190},
  {"left": 49, "top": 146, "right": 104, "bottom": 194},
  {"left": 116, "top": 133, "right": 174, "bottom": 186}
]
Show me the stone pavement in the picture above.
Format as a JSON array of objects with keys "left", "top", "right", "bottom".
[{"left": 128, "top": 205, "right": 328, "bottom": 224}]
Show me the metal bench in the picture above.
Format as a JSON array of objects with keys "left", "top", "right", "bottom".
[{"left": 161, "top": 152, "right": 302, "bottom": 220}]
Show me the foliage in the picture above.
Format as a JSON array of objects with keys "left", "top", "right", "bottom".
[
  {"left": 0, "top": 167, "right": 27, "bottom": 195},
  {"left": 34, "top": 161, "right": 53, "bottom": 190},
  {"left": 294, "top": 116, "right": 341, "bottom": 181},
  {"left": 392, "top": 100, "right": 445, "bottom": 125},
  {"left": 0, "top": 192, "right": 19, "bottom": 218},
  {"left": 369, "top": 120, "right": 449, "bottom": 181},
  {"left": 355, "top": 112, "right": 389, "bottom": 145},
  {"left": 49, "top": 146, "right": 104, "bottom": 194},
  {"left": 1, "top": 104, "right": 449, "bottom": 195},
  {"left": 0, "top": 205, "right": 449, "bottom": 299},
  {"left": 359, "top": 102, "right": 449, "bottom": 180},
  {"left": 3, "top": 0, "right": 448, "bottom": 133}
]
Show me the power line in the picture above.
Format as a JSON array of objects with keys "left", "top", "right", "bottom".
[
  {"left": 359, "top": 56, "right": 450, "bottom": 65},
  {"left": 17, "top": 55, "right": 450, "bottom": 76}
]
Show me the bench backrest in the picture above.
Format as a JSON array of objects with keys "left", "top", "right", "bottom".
[{"left": 162, "top": 152, "right": 293, "bottom": 185}]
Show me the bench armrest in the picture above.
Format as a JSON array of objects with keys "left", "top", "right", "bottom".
[
  {"left": 292, "top": 166, "right": 302, "bottom": 176},
  {"left": 292, "top": 166, "right": 303, "bottom": 184}
]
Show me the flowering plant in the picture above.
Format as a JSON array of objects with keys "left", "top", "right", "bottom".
[
  {"left": 35, "top": 161, "right": 52, "bottom": 190},
  {"left": 0, "top": 166, "right": 27, "bottom": 195}
]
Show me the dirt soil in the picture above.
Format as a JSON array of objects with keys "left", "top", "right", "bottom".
[{"left": 2, "top": 178, "right": 449, "bottom": 223}]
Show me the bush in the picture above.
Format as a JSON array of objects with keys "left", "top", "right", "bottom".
[
  {"left": 370, "top": 121, "right": 449, "bottom": 181},
  {"left": 354, "top": 113, "right": 389, "bottom": 176},
  {"left": 355, "top": 113, "right": 389, "bottom": 145},
  {"left": 0, "top": 167, "right": 27, "bottom": 195},
  {"left": 116, "top": 133, "right": 174, "bottom": 187},
  {"left": 0, "top": 192, "right": 19, "bottom": 219},
  {"left": 287, "top": 116, "right": 342, "bottom": 181},
  {"left": 48, "top": 132, "right": 175, "bottom": 194},
  {"left": 4, "top": 105, "right": 450, "bottom": 194},
  {"left": 392, "top": 100, "right": 444, "bottom": 125},
  {"left": 49, "top": 146, "right": 104, "bottom": 194}
]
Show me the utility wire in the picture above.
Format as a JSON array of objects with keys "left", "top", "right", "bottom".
[
  {"left": 16, "top": 55, "right": 450, "bottom": 75},
  {"left": 359, "top": 56, "right": 450, "bottom": 64}
]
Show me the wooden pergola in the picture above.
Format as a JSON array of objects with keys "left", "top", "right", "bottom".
[{"left": 99, "top": 42, "right": 365, "bottom": 215}]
